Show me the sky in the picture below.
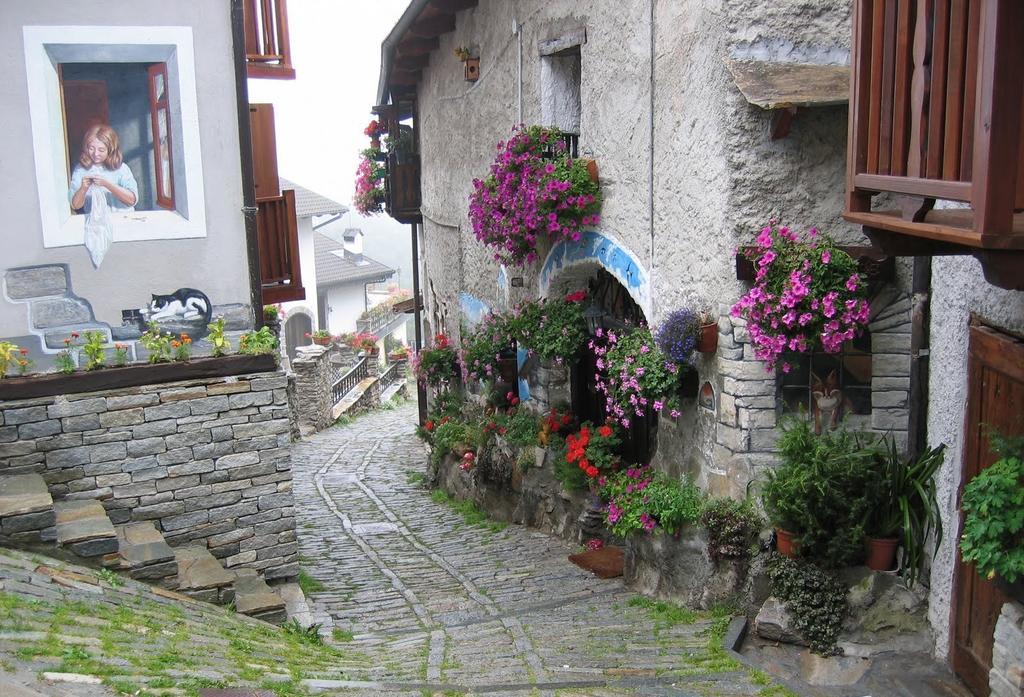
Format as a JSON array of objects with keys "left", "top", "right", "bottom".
[{"left": 247, "top": 0, "right": 415, "bottom": 288}]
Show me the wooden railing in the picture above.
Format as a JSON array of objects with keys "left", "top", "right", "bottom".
[
  {"left": 257, "top": 189, "right": 305, "bottom": 304},
  {"left": 845, "top": 0, "right": 1024, "bottom": 285},
  {"left": 243, "top": 0, "right": 295, "bottom": 79},
  {"left": 332, "top": 357, "right": 368, "bottom": 406}
]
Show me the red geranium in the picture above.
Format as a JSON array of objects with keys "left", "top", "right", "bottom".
[
  {"left": 564, "top": 422, "right": 621, "bottom": 479},
  {"left": 364, "top": 120, "right": 381, "bottom": 137},
  {"left": 425, "top": 420, "right": 435, "bottom": 432},
  {"left": 564, "top": 290, "right": 588, "bottom": 303}
]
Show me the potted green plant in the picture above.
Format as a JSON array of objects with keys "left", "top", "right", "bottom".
[
  {"left": 960, "top": 431, "right": 1024, "bottom": 602},
  {"left": 762, "top": 418, "right": 879, "bottom": 565},
  {"left": 307, "top": 329, "right": 332, "bottom": 347},
  {"left": 865, "top": 437, "right": 945, "bottom": 581}
]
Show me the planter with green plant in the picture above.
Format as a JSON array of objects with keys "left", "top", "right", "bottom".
[
  {"left": 960, "top": 431, "right": 1024, "bottom": 602},
  {"left": 700, "top": 497, "right": 764, "bottom": 562},
  {"left": 307, "top": 330, "right": 332, "bottom": 347},
  {"left": 413, "top": 334, "right": 459, "bottom": 389},
  {"left": 761, "top": 418, "right": 880, "bottom": 566},
  {"left": 865, "top": 437, "right": 945, "bottom": 583}
]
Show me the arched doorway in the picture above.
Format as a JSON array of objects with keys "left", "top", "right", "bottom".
[
  {"left": 571, "top": 268, "right": 658, "bottom": 464},
  {"left": 284, "top": 312, "right": 312, "bottom": 361},
  {"left": 540, "top": 231, "right": 657, "bottom": 464}
]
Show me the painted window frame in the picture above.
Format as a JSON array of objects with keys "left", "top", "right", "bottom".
[{"left": 24, "top": 25, "right": 206, "bottom": 247}]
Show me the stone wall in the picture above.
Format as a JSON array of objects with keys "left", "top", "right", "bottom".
[
  {"left": 990, "top": 601, "right": 1024, "bottom": 697},
  {"left": 0, "top": 371, "right": 298, "bottom": 580},
  {"left": 291, "top": 345, "right": 333, "bottom": 435}
]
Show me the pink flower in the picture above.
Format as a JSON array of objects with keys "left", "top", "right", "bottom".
[{"left": 821, "top": 250, "right": 831, "bottom": 264}]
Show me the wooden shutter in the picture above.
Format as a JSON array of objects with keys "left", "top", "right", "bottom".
[
  {"left": 249, "top": 103, "right": 280, "bottom": 201},
  {"left": 147, "top": 63, "right": 175, "bottom": 210}
]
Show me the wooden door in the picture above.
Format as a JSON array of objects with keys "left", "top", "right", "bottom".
[
  {"left": 952, "top": 324, "right": 1024, "bottom": 695},
  {"left": 61, "top": 78, "right": 109, "bottom": 177}
]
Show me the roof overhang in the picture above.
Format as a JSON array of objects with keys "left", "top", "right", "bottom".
[{"left": 376, "top": 0, "right": 479, "bottom": 106}]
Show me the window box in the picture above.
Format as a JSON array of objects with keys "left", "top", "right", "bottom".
[{"left": 0, "top": 354, "right": 276, "bottom": 401}]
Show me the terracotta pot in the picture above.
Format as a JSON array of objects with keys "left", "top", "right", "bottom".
[
  {"left": 370, "top": 137, "right": 381, "bottom": 149},
  {"left": 775, "top": 528, "right": 800, "bottom": 558},
  {"left": 581, "top": 158, "right": 599, "bottom": 184},
  {"left": 312, "top": 336, "right": 331, "bottom": 346},
  {"left": 697, "top": 322, "right": 718, "bottom": 353},
  {"left": 865, "top": 536, "right": 899, "bottom": 571}
]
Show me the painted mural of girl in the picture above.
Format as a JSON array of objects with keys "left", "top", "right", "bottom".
[{"left": 69, "top": 124, "right": 138, "bottom": 213}]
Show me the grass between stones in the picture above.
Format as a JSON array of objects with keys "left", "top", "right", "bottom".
[
  {"left": 0, "top": 589, "right": 370, "bottom": 697},
  {"left": 297, "top": 570, "right": 325, "bottom": 595},
  {"left": 429, "top": 489, "right": 507, "bottom": 532}
]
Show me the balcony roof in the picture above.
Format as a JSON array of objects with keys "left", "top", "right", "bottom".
[{"left": 725, "top": 59, "right": 849, "bottom": 110}]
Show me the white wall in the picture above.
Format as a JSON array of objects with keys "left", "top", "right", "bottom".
[
  {"left": 0, "top": 1, "right": 251, "bottom": 339},
  {"left": 323, "top": 282, "right": 366, "bottom": 335}
]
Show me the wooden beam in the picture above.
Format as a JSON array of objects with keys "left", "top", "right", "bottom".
[
  {"left": 389, "top": 70, "right": 421, "bottom": 86},
  {"left": 408, "top": 13, "right": 455, "bottom": 38},
  {"left": 771, "top": 107, "right": 798, "bottom": 140},
  {"left": 394, "top": 54, "right": 429, "bottom": 71},
  {"left": 395, "top": 37, "right": 439, "bottom": 56},
  {"left": 428, "top": 0, "right": 477, "bottom": 12}
]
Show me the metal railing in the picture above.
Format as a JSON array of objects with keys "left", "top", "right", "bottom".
[
  {"left": 332, "top": 357, "right": 368, "bottom": 405},
  {"left": 378, "top": 359, "right": 407, "bottom": 394}
]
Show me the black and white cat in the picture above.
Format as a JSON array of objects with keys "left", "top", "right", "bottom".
[{"left": 146, "top": 288, "right": 212, "bottom": 324}]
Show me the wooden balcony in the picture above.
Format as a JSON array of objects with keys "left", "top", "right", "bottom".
[
  {"left": 385, "top": 154, "right": 422, "bottom": 224},
  {"left": 243, "top": 0, "right": 295, "bottom": 79},
  {"left": 845, "top": 0, "right": 1024, "bottom": 290},
  {"left": 257, "top": 189, "right": 305, "bottom": 304}
]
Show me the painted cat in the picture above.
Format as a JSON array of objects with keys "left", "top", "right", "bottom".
[{"left": 147, "top": 288, "right": 212, "bottom": 324}]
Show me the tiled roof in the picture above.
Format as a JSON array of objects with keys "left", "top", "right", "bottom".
[
  {"left": 279, "top": 177, "right": 347, "bottom": 218},
  {"left": 314, "top": 233, "right": 395, "bottom": 287}
]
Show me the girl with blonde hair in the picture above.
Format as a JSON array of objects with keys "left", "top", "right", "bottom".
[{"left": 69, "top": 124, "right": 138, "bottom": 212}]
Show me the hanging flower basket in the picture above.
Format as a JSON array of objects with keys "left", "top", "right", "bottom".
[
  {"left": 468, "top": 125, "right": 602, "bottom": 266},
  {"left": 731, "top": 223, "right": 870, "bottom": 373}
]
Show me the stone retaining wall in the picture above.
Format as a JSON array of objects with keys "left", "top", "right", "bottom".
[{"left": 0, "top": 370, "right": 298, "bottom": 580}]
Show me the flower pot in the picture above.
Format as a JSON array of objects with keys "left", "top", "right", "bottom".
[
  {"left": 865, "top": 536, "right": 899, "bottom": 571},
  {"left": 775, "top": 527, "right": 800, "bottom": 558},
  {"left": 697, "top": 322, "right": 718, "bottom": 353},
  {"left": 370, "top": 137, "right": 381, "bottom": 149},
  {"left": 311, "top": 336, "right": 331, "bottom": 347},
  {"left": 581, "top": 158, "right": 599, "bottom": 184}
]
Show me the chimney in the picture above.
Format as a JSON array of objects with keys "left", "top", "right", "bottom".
[{"left": 343, "top": 227, "right": 364, "bottom": 255}]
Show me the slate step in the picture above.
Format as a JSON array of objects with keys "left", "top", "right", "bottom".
[
  {"left": 53, "top": 500, "right": 117, "bottom": 557},
  {"left": 0, "top": 474, "right": 56, "bottom": 543},
  {"left": 109, "top": 522, "right": 177, "bottom": 585},
  {"left": 174, "top": 546, "right": 235, "bottom": 604},
  {"left": 233, "top": 570, "right": 287, "bottom": 624}
]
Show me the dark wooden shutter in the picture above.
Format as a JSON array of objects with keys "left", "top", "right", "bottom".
[
  {"left": 147, "top": 63, "right": 175, "bottom": 210},
  {"left": 952, "top": 324, "right": 1024, "bottom": 695},
  {"left": 249, "top": 103, "right": 280, "bottom": 201}
]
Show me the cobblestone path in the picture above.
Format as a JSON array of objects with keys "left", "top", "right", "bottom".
[{"left": 291, "top": 404, "right": 770, "bottom": 696}]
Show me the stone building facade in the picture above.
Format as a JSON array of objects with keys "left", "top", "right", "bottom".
[{"left": 399, "top": 0, "right": 911, "bottom": 495}]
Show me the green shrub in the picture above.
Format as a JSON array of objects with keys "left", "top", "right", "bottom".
[
  {"left": 960, "top": 432, "right": 1024, "bottom": 583},
  {"left": 762, "top": 418, "right": 880, "bottom": 567},
  {"left": 601, "top": 466, "right": 704, "bottom": 537},
  {"left": 701, "top": 497, "right": 764, "bottom": 561},
  {"left": 767, "top": 553, "right": 848, "bottom": 656},
  {"left": 431, "top": 420, "right": 478, "bottom": 466}
]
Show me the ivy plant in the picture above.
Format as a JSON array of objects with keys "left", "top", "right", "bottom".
[{"left": 767, "top": 553, "right": 848, "bottom": 656}]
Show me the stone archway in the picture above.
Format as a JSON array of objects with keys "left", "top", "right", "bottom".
[
  {"left": 536, "top": 232, "right": 657, "bottom": 462},
  {"left": 539, "top": 230, "right": 651, "bottom": 316}
]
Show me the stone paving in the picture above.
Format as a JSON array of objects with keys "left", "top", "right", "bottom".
[{"left": 291, "top": 403, "right": 773, "bottom": 696}]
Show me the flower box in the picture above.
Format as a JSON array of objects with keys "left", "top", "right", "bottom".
[{"left": 0, "top": 354, "right": 277, "bottom": 401}]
